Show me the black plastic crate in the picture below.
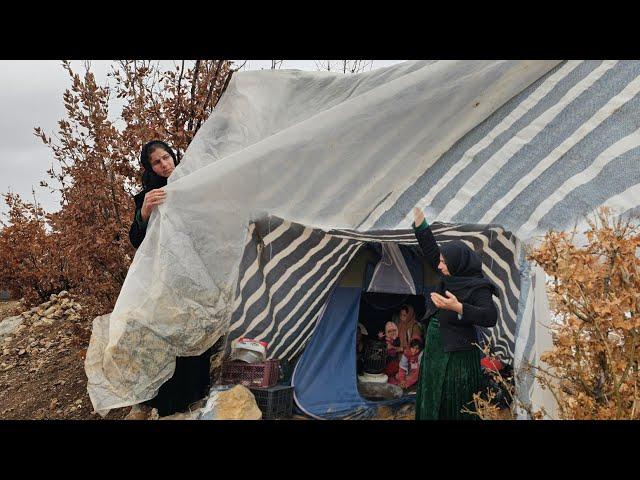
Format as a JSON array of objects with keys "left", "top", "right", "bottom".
[{"left": 249, "top": 385, "right": 294, "bottom": 420}]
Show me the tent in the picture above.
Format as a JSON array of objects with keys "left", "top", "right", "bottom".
[
  {"left": 86, "top": 60, "right": 640, "bottom": 419},
  {"left": 232, "top": 216, "right": 520, "bottom": 418}
]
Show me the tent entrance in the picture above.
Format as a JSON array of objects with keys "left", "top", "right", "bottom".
[
  {"left": 292, "top": 241, "right": 433, "bottom": 418},
  {"left": 291, "top": 286, "right": 422, "bottom": 419}
]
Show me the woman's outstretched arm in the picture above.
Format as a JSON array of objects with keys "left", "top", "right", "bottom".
[{"left": 412, "top": 207, "right": 439, "bottom": 271}]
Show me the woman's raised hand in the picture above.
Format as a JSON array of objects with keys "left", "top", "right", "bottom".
[
  {"left": 430, "top": 290, "right": 463, "bottom": 315},
  {"left": 141, "top": 188, "right": 167, "bottom": 222},
  {"left": 413, "top": 207, "right": 425, "bottom": 227}
]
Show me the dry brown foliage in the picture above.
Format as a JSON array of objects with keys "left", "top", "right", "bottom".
[
  {"left": 0, "top": 60, "right": 234, "bottom": 317},
  {"left": 527, "top": 208, "right": 640, "bottom": 419},
  {"left": 471, "top": 208, "right": 640, "bottom": 420}
]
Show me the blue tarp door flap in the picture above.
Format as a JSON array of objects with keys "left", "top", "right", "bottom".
[{"left": 292, "top": 286, "right": 371, "bottom": 419}]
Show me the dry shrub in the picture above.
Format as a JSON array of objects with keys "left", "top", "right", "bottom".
[
  {"left": 471, "top": 208, "right": 640, "bottom": 420},
  {"left": 528, "top": 207, "right": 640, "bottom": 419}
]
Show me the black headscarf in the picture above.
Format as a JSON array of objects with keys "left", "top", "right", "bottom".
[
  {"left": 425, "top": 240, "right": 498, "bottom": 317},
  {"left": 139, "top": 140, "right": 179, "bottom": 192}
]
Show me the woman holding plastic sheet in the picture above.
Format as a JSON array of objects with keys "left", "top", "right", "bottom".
[
  {"left": 126, "top": 140, "right": 214, "bottom": 419},
  {"left": 411, "top": 207, "right": 498, "bottom": 420}
]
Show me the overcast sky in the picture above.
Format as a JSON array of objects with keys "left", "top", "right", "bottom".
[{"left": 0, "top": 60, "right": 404, "bottom": 219}]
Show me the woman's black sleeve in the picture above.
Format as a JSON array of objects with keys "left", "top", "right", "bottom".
[
  {"left": 128, "top": 193, "right": 146, "bottom": 249},
  {"left": 129, "top": 213, "right": 146, "bottom": 249},
  {"left": 414, "top": 224, "right": 440, "bottom": 272},
  {"left": 458, "top": 287, "right": 498, "bottom": 328}
]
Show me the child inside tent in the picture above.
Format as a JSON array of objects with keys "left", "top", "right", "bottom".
[
  {"left": 389, "top": 338, "right": 424, "bottom": 390},
  {"left": 381, "top": 321, "right": 402, "bottom": 377}
]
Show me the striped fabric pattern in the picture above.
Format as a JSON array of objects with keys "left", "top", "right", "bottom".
[
  {"left": 227, "top": 60, "right": 640, "bottom": 370},
  {"left": 227, "top": 217, "right": 519, "bottom": 363},
  {"left": 369, "top": 60, "right": 640, "bottom": 240}
]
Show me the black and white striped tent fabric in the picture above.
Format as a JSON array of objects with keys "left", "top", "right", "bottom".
[{"left": 227, "top": 216, "right": 520, "bottom": 363}]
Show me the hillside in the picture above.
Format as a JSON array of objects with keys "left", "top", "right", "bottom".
[{"left": 0, "top": 298, "right": 127, "bottom": 420}]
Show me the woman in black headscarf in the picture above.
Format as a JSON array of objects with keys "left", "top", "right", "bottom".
[
  {"left": 411, "top": 207, "right": 498, "bottom": 420},
  {"left": 126, "top": 140, "right": 214, "bottom": 419},
  {"left": 128, "top": 140, "right": 177, "bottom": 248}
]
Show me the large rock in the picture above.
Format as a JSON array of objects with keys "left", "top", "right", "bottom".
[
  {"left": 199, "top": 385, "right": 262, "bottom": 420},
  {"left": 0, "top": 316, "right": 24, "bottom": 338}
]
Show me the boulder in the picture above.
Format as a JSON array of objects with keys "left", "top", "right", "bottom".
[
  {"left": 58, "top": 290, "right": 68, "bottom": 298},
  {"left": 43, "top": 306, "right": 57, "bottom": 317},
  {"left": 199, "top": 385, "right": 262, "bottom": 420},
  {"left": 0, "top": 316, "right": 24, "bottom": 338}
]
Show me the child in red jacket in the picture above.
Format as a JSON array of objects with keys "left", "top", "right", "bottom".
[{"left": 390, "top": 338, "right": 424, "bottom": 389}]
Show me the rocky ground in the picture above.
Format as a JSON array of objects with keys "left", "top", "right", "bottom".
[{"left": 0, "top": 295, "right": 127, "bottom": 420}]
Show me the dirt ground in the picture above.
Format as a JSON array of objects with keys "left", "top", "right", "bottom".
[{"left": 0, "top": 300, "right": 127, "bottom": 420}]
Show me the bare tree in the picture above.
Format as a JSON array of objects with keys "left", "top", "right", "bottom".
[{"left": 314, "top": 60, "right": 374, "bottom": 73}]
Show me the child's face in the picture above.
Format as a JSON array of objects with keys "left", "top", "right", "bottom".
[
  {"left": 385, "top": 325, "right": 398, "bottom": 340},
  {"left": 410, "top": 346, "right": 420, "bottom": 356}
]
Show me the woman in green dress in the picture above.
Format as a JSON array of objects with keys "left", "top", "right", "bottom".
[{"left": 411, "top": 207, "right": 498, "bottom": 420}]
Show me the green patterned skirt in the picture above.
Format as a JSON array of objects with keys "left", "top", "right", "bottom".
[{"left": 415, "top": 318, "right": 482, "bottom": 420}]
